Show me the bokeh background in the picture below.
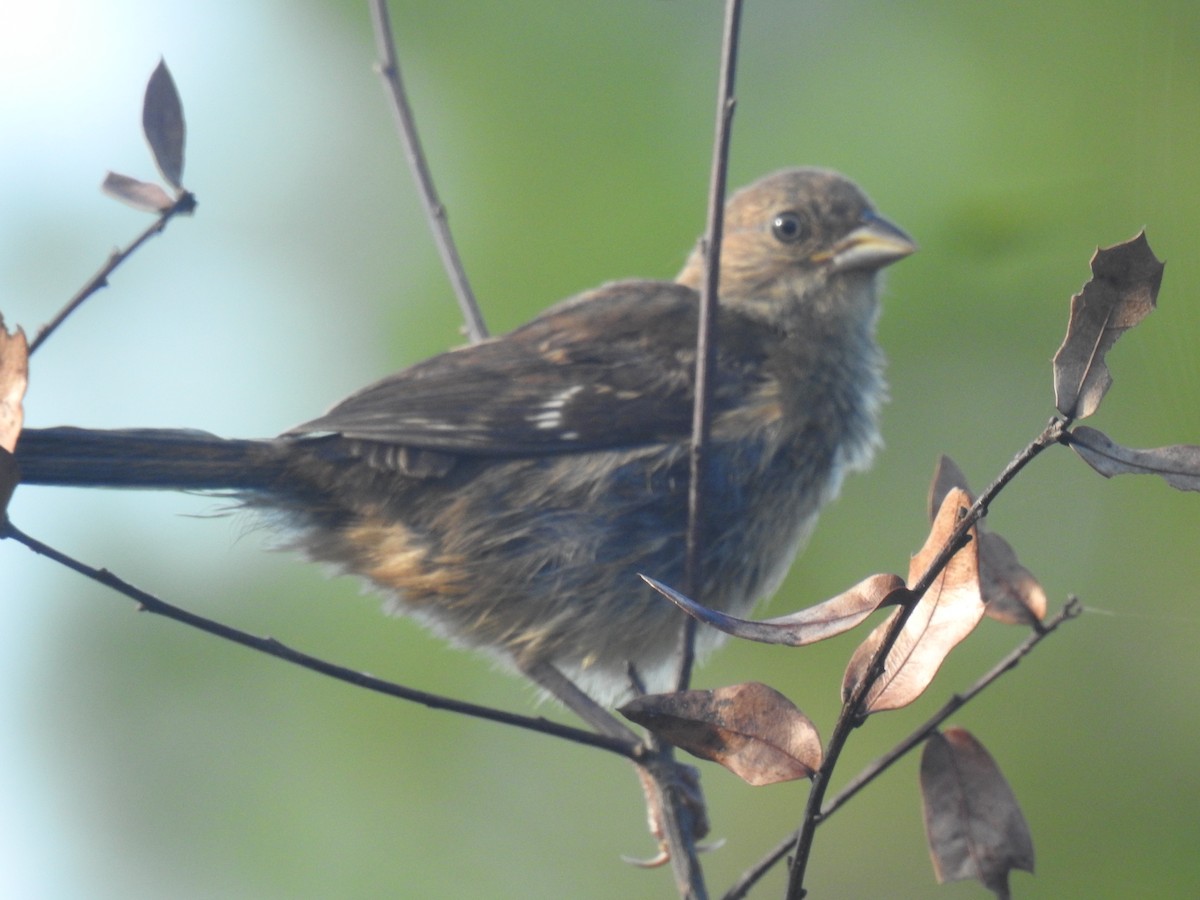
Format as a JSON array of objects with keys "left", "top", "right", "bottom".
[{"left": 2, "top": 1, "right": 1198, "bottom": 897}]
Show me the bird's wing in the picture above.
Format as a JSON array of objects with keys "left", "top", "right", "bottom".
[{"left": 285, "top": 279, "right": 768, "bottom": 456}]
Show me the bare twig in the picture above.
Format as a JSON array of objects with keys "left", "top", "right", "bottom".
[
  {"left": 367, "top": 0, "right": 488, "bottom": 343},
  {"left": 783, "top": 417, "right": 1069, "bottom": 898},
  {"left": 824, "top": 596, "right": 1082, "bottom": 818},
  {"left": 724, "top": 597, "right": 1082, "bottom": 900},
  {"left": 678, "top": 0, "right": 743, "bottom": 691},
  {"left": 29, "top": 191, "right": 196, "bottom": 355},
  {"left": 646, "top": 5, "right": 745, "bottom": 897},
  {"left": 2, "top": 520, "right": 634, "bottom": 758},
  {"left": 636, "top": 732, "right": 709, "bottom": 900}
]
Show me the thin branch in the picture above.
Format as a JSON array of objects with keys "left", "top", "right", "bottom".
[
  {"left": 823, "top": 596, "right": 1082, "bottom": 818},
  {"left": 677, "top": 0, "right": 743, "bottom": 693},
  {"left": 655, "top": 6, "right": 744, "bottom": 896},
  {"left": 636, "top": 748, "right": 712, "bottom": 900},
  {"left": 783, "top": 577, "right": 927, "bottom": 899},
  {"left": 2, "top": 520, "right": 633, "bottom": 758},
  {"left": 722, "top": 600, "right": 1082, "bottom": 900},
  {"left": 367, "top": 0, "right": 488, "bottom": 343},
  {"left": 29, "top": 191, "right": 196, "bottom": 355},
  {"left": 783, "top": 417, "right": 1068, "bottom": 898}
]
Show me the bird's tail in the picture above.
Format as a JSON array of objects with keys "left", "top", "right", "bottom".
[{"left": 14, "top": 427, "right": 287, "bottom": 492}]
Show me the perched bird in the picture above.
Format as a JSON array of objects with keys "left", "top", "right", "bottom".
[{"left": 15, "top": 167, "right": 914, "bottom": 709}]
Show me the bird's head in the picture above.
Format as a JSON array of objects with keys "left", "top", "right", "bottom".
[{"left": 677, "top": 167, "right": 916, "bottom": 324}]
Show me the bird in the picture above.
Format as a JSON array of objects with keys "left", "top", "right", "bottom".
[{"left": 14, "top": 167, "right": 915, "bottom": 713}]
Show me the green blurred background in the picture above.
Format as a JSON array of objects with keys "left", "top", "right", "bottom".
[{"left": 2, "top": 1, "right": 1198, "bottom": 897}]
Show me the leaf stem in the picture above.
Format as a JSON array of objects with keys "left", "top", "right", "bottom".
[{"left": 29, "top": 191, "right": 195, "bottom": 355}]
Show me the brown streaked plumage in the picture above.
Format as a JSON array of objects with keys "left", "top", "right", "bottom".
[{"left": 16, "top": 167, "right": 915, "bottom": 706}]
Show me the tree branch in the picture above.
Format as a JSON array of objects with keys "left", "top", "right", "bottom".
[
  {"left": 783, "top": 417, "right": 1069, "bottom": 898},
  {"left": 367, "top": 0, "right": 488, "bottom": 343},
  {"left": 823, "top": 596, "right": 1081, "bottom": 818},
  {"left": 678, "top": 0, "right": 743, "bottom": 691},
  {"left": 29, "top": 190, "right": 196, "bottom": 355},
  {"left": 2, "top": 519, "right": 633, "bottom": 757},
  {"left": 724, "top": 597, "right": 1082, "bottom": 899}
]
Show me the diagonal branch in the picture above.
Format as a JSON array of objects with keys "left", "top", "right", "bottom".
[
  {"left": 725, "top": 597, "right": 1082, "bottom": 900},
  {"left": 2, "top": 520, "right": 633, "bottom": 758},
  {"left": 367, "top": 0, "right": 488, "bottom": 343},
  {"left": 783, "top": 416, "right": 1068, "bottom": 899},
  {"left": 29, "top": 190, "right": 196, "bottom": 355},
  {"left": 822, "top": 596, "right": 1082, "bottom": 819}
]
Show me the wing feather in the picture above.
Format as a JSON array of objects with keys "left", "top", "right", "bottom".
[{"left": 286, "top": 280, "right": 771, "bottom": 456}]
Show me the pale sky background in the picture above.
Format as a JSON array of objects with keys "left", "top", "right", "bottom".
[{"left": 1, "top": 3, "right": 413, "bottom": 894}]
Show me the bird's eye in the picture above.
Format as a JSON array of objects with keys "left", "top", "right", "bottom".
[{"left": 771, "top": 211, "right": 810, "bottom": 244}]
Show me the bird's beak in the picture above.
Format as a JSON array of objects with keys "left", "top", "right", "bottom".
[{"left": 825, "top": 212, "right": 917, "bottom": 273}]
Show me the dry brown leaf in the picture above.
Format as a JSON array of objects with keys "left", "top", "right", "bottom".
[
  {"left": 643, "top": 573, "right": 904, "bottom": 646},
  {"left": 620, "top": 682, "right": 821, "bottom": 786},
  {"left": 926, "top": 454, "right": 971, "bottom": 522},
  {"left": 929, "top": 455, "right": 1047, "bottom": 625},
  {"left": 1068, "top": 425, "right": 1200, "bottom": 492},
  {"left": 977, "top": 532, "right": 1047, "bottom": 626},
  {"left": 143, "top": 59, "right": 186, "bottom": 190},
  {"left": 921, "top": 728, "right": 1035, "bottom": 897},
  {"left": 843, "top": 488, "right": 986, "bottom": 713},
  {"left": 0, "top": 317, "right": 26, "bottom": 453},
  {"left": 0, "top": 317, "right": 29, "bottom": 514},
  {"left": 101, "top": 172, "right": 175, "bottom": 213},
  {"left": 1052, "top": 231, "right": 1163, "bottom": 420}
]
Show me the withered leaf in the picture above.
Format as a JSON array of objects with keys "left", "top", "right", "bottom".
[
  {"left": 843, "top": 488, "right": 986, "bottom": 713},
  {"left": 921, "top": 728, "right": 1035, "bottom": 897},
  {"left": 101, "top": 172, "right": 175, "bottom": 213},
  {"left": 1067, "top": 425, "right": 1200, "bottom": 492},
  {"left": 620, "top": 682, "right": 821, "bottom": 786},
  {"left": 926, "top": 454, "right": 972, "bottom": 522},
  {"left": 976, "top": 532, "right": 1046, "bottom": 626},
  {"left": 929, "top": 455, "right": 1047, "bottom": 625},
  {"left": 1052, "top": 231, "right": 1163, "bottom": 420},
  {"left": 0, "top": 317, "right": 26, "bottom": 454},
  {"left": 0, "top": 316, "right": 29, "bottom": 513},
  {"left": 642, "top": 572, "right": 905, "bottom": 646},
  {"left": 143, "top": 59, "right": 186, "bottom": 190}
]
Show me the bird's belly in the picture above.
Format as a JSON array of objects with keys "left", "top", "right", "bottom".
[{"left": 292, "top": 432, "right": 841, "bottom": 704}]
